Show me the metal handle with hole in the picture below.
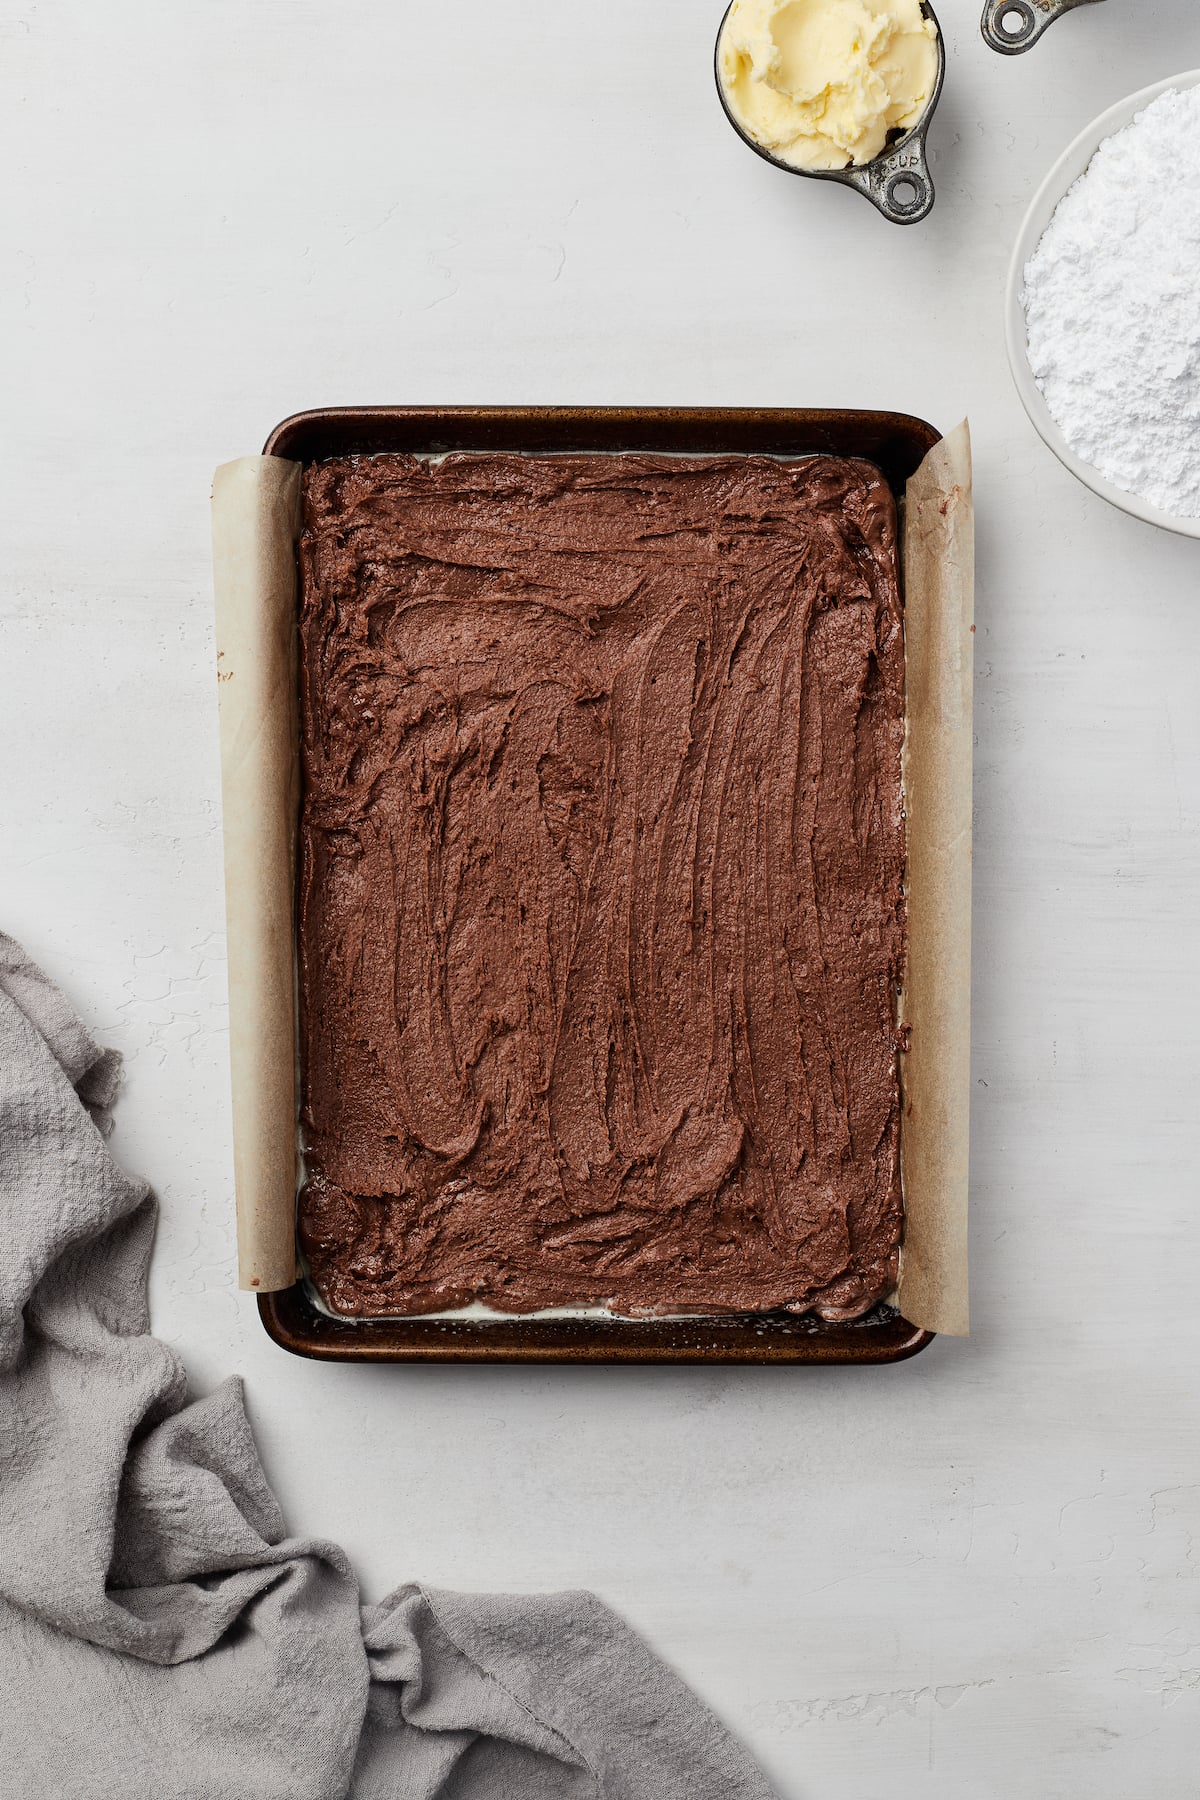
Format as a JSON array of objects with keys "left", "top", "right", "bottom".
[
  {"left": 840, "top": 130, "right": 936, "bottom": 225},
  {"left": 981, "top": 0, "right": 1104, "bottom": 56}
]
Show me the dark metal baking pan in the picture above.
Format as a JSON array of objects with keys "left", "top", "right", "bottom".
[{"left": 260, "top": 405, "right": 940, "bottom": 1366}]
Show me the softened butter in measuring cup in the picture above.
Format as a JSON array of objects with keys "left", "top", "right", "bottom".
[{"left": 718, "top": 0, "right": 937, "bottom": 170}]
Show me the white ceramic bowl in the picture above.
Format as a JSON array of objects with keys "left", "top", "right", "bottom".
[{"left": 1006, "top": 69, "right": 1200, "bottom": 540}]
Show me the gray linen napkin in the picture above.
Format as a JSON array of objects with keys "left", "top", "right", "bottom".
[{"left": 0, "top": 933, "right": 774, "bottom": 1800}]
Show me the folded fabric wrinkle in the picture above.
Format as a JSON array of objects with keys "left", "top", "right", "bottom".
[{"left": 0, "top": 931, "right": 774, "bottom": 1800}]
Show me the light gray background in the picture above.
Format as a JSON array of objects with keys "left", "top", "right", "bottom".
[{"left": 3, "top": 3, "right": 1199, "bottom": 1795}]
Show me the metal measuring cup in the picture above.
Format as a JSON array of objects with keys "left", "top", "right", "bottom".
[
  {"left": 981, "top": 0, "right": 1104, "bottom": 55},
  {"left": 714, "top": 1, "right": 945, "bottom": 225}
]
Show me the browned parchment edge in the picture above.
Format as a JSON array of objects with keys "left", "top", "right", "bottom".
[
  {"left": 211, "top": 409, "right": 971, "bottom": 1354},
  {"left": 897, "top": 421, "right": 973, "bottom": 1336},
  {"left": 212, "top": 457, "right": 301, "bottom": 1293}
]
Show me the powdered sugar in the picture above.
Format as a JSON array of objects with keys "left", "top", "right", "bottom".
[{"left": 1022, "top": 85, "right": 1200, "bottom": 520}]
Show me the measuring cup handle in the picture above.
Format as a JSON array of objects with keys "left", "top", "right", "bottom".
[
  {"left": 982, "top": 0, "right": 1099, "bottom": 55},
  {"left": 842, "top": 132, "right": 936, "bottom": 226}
]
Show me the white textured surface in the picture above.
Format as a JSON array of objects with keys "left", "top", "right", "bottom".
[
  {"left": 1023, "top": 82, "right": 1200, "bottom": 518},
  {"left": 3, "top": 3, "right": 1200, "bottom": 1796}
]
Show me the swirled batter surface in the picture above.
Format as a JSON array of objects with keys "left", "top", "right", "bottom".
[{"left": 297, "top": 452, "right": 905, "bottom": 1318}]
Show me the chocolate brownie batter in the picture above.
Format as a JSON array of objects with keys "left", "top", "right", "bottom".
[{"left": 297, "top": 452, "right": 906, "bottom": 1319}]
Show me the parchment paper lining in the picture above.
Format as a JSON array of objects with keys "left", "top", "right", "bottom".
[
  {"left": 896, "top": 422, "right": 973, "bottom": 1337},
  {"left": 212, "top": 457, "right": 301, "bottom": 1294},
  {"left": 213, "top": 430, "right": 972, "bottom": 1334}
]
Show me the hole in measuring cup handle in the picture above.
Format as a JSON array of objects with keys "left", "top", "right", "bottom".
[
  {"left": 987, "top": 0, "right": 1036, "bottom": 44},
  {"left": 853, "top": 140, "right": 935, "bottom": 225},
  {"left": 887, "top": 172, "right": 927, "bottom": 217}
]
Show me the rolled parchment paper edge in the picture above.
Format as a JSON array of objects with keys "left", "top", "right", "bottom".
[
  {"left": 897, "top": 420, "right": 974, "bottom": 1337},
  {"left": 212, "top": 455, "right": 302, "bottom": 1293}
]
